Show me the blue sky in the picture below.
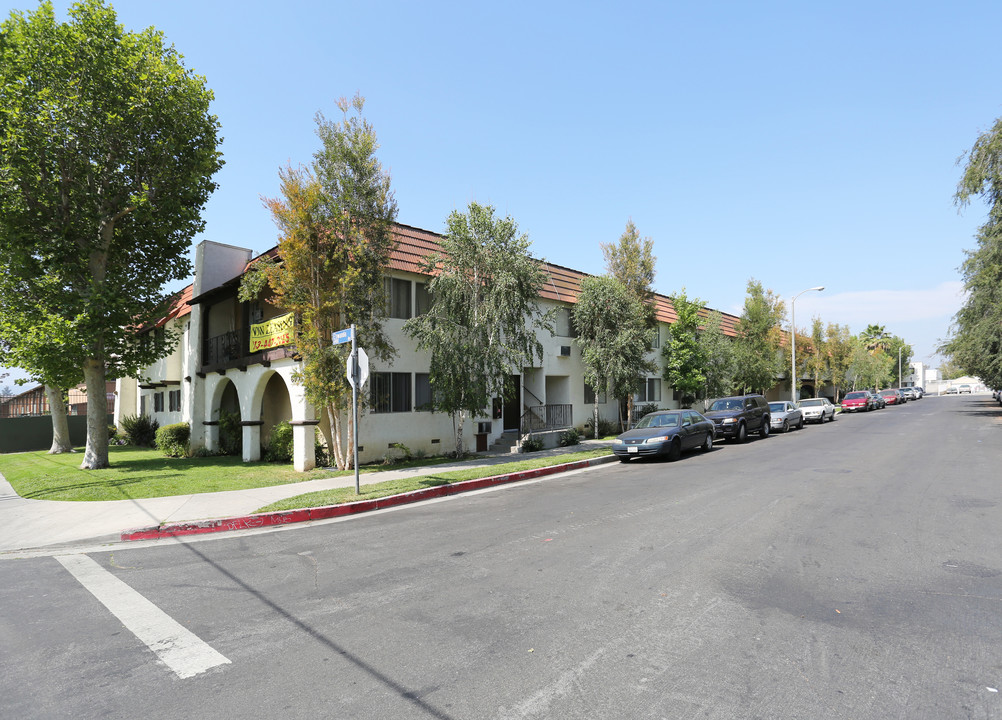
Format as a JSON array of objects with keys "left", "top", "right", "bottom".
[{"left": 4, "top": 0, "right": 1001, "bottom": 388}]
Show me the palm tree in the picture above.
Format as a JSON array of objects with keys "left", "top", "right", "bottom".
[{"left": 861, "top": 324, "right": 891, "bottom": 353}]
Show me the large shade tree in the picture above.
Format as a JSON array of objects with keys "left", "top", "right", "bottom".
[
  {"left": 698, "top": 310, "right": 736, "bottom": 403},
  {"left": 240, "top": 95, "right": 398, "bottom": 470},
  {"left": 733, "top": 279, "right": 786, "bottom": 394},
  {"left": 573, "top": 276, "right": 655, "bottom": 436},
  {"left": 0, "top": 0, "right": 222, "bottom": 468},
  {"left": 404, "top": 202, "right": 551, "bottom": 455},
  {"left": 661, "top": 289, "right": 706, "bottom": 408},
  {"left": 941, "top": 114, "right": 1002, "bottom": 388},
  {"left": 601, "top": 220, "right": 657, "bottom": 423}
]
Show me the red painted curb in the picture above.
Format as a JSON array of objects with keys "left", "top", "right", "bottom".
[{"left": 121, "top": 454, "right": 615, "bottom": 542}]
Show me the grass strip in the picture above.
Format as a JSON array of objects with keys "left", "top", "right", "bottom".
[
  {"left": 0, "top": 446, "right": 457, "bottom": 502},
  {"left": 255, "top": 447, "right": 613, "bottom": 513}
]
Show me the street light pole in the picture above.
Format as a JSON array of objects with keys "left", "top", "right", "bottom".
[
  {"left": 791, "top": 286, "right": 825, "bottom": 403},
  {"left": 898, "top": 346, "right": 902, "bottom": 388}
]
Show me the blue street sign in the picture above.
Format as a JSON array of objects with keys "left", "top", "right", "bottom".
[{"left": 332, "top": 327, "right": 354, "bottom": 345}]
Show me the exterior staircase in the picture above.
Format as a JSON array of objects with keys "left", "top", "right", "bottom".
[{"left": 488, "top": 430, "right": 520, "bottom": 454}]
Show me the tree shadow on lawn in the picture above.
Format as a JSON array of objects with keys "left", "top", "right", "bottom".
[{"left": 17, "top": 451, "right": 250, "bottom": 501}]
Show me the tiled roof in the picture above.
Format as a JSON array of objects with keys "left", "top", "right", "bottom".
[
  {"left": 385, "top": 223, "right": 741, "bottom": 337},
  {"left": 231, "top": 221, "right": 742, "bottom": 337}
]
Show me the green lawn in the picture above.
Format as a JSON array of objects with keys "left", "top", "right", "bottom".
[
  {"left": 0, "top": 446, "right": 453, "bottom": 502},
  {"left": 0, "top": 444, "right": 613, "bottom": 503},
  {"left": 255, "top": 447, "right": 613, "bottom": 513}
]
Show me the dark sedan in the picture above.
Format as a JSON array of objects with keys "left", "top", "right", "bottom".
[{"left": 613, "top": 410, "right": 715, "bottom": 462}]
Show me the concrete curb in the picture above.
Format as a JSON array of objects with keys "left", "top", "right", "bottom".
[{"left": 121, "top": 454, "right": 617, "bottom": 542}]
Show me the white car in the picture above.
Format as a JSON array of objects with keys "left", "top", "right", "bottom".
[{"left": 798, "top": 397, "right": 836, "bottom": 423}]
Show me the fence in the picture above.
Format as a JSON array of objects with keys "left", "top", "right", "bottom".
[{"left": 0, "top": 388, "right": 115, "bottom": 418}]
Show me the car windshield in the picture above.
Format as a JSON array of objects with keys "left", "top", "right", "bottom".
[
  {"left": 768, "top": 403, "right": 786, "bottom": 412},
  {"left": 708, "top": 399, "right": 742, "bottom": 412},
  {"left": 800, "top": 399, "right": 823, "bottom": 406},
  {"left": 845, "top": 392, "right": 866, "bottom": 399},
  {"left": 879, "top": 390, "right": 896, "bottom": 396},
  {"left": 635, "top": 413, "right": 680, "bottom": 429}
]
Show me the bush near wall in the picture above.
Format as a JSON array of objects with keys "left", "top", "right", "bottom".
[
  {"left": 155, "top": 422, "right": 190, "bottom": 458},
  {"left": 263, "top": 421, "right": 293, "bottom": 463},
  {"left": 121, "top": 414, "right": 159, "bottom": 447}
]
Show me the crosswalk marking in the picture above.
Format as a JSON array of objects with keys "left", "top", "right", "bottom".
[{"left": 55, "top": 554, "right": 230, "bottom": 679}]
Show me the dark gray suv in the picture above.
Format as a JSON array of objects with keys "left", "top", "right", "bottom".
[{"left": 703, "top": 394, "right": 771, "bottom": 442}]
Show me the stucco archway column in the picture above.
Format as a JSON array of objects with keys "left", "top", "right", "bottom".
[
  {"left": 292, "top": 422, "right": 317, "bottom": 472},
  {"left": 242, "top": 422, "right": 262, "bottom": 462}
]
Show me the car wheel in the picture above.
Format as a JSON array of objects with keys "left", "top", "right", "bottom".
[
  {"left": 736, "top": 423, "right": 747, "bottom": 442},
  {"left": 830, "top": 410, "right": 837, "bottom": 421},
  {"left": 667, "top": 438, "right": 682, "bottom": 461},
  {"left": 702, "top": 432, "right": 713, "bottom": 452},
  {"left": 781, "top": 420, "right": 789, "bottom": 433},
  {"left": 797, "top": 416, "right": 805, "bottom": 430},
  {"left": 759, "top": 421, "right": 770, "bottom": 438}
]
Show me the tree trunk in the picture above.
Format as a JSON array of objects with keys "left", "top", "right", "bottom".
[
  {"left": 592, "top": 401, "right": 599, "bottom": 439},
  {"left": 327, "top": 405, "right": 346, "bottom": 471},
  {"left": 45, "top": 385, "right": 74, "bottom": 454},
  {"left": 80, "top": 359, "right": 109, "bottom": 469},
  {"left": 454, "top": 411, "right": 466, "bottom": 457}
]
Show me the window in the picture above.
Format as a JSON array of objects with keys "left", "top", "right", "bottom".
[
  {"left": 584, "top": 382, "right": 607, "bottom": 405},
  {"left": 415, "top": 282, "right": 432, "bottom": 316},
  {"left": 415, "top": 373, "right": 433, "bottom": 411},
  {"left": 384, "top": 278, "right": 412, "bottom": 319},
  {"left": 154, "top": 392, "right": 164, "bottom": 413},
  {"left": 634, "top": 378, "right": 661, "bottom": 403},
  {"left": 140, "top": 396, "right": 147, "bottom": 416},
  {"left": 650, "top": 325, "right": 661, "bottom": 349},
  {"left": 370, "top": 372, "right": 412, "bottom": 413},
  {"left": 169, "top": 389, "right": 181, "bottom": 412},
  {"left": 554, "top": 307, "right": 577, "bottom": 337}
]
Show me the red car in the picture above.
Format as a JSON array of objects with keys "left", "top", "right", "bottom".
[
  {"left": 878, "top": 388, "right": 903, "bottom": 405},
  {"left": 842, "top": 391, "right": 873, "bottom": 412}
]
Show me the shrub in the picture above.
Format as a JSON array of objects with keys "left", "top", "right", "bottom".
[
  {"left": 121, "top": 414, "right": 159, "bottom": 447},
  {"left": 107, "top": 424, "right": 118, "bottom": 440},
  {"left": 263, "top": 421, "right": 293, "bottom": 463},
  {"left": 558, "top": 427, "right": 581, "bottom": 447},
  {"left": 315, "top": 440, "right": 331, "bottom": 468},
  {"left": 218, "top": 410, "right": 242, "bottom": 456},
  {"left": 390, "top": 442, "right": 412, "bottom": 461},
  {"left": 191, "top": 446, "right": 218, "bottom": 458},
  {"left": 583, "top": 418, "right": 619, "bottom": 438},
  {"left": 155, "top": 422, "right": 190, "bottom": 458},
  {"left": 521, "top": 435, "right": 544, "bottom": 453}
]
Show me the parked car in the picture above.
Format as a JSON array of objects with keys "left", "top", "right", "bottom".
[
  {"left": 900, "top": 387, "right": 919, "bottom": 401},
  {"left": 868, "top": 391, "right": 886, "bottom": 409},
  {"left": 878, "top": 388, "right": 904, "bottom": 405},
  {"left": 913, "top": 387, "right": 924, "bottom": 398},
  {"left": 945, "top": 386, "right": 959, "bottom": 395},
  {"left": 612, "top": 410, "right": 715, "bottom": 462},
  {"left": 799, "top": 397, "right": 836, "bottom": 423},
  {"left": 959, "top": 384, "right": 972, "bottom": 394},
  {"left": 768, "top": 401, "right": 804, "bottom": 432},
  {"left": 704, "top": 394, "right": 771, "bottom": 442},
  {"left": 842, "top": 391, "right": 874, "bottom": 412}
]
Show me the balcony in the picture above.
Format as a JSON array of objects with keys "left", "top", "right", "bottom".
[{"left": 201, "top": 328, "right": 297, "bottom": 374}]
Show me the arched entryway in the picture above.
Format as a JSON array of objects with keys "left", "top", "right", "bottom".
[{"left": 260, "top": 372, "right": 292, "bottom": 447}]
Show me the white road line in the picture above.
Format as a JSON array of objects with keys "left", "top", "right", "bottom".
[{"left": 55, "top": 554, "right": 230, "bottom": 679}]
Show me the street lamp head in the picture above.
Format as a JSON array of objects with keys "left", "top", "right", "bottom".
[{"left": 812, "top": 286, "right": 825, "bottom": 292}]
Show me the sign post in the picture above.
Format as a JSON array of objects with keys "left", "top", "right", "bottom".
[{"left": 335, "top": 325, "right": 368, "bottom": 494}]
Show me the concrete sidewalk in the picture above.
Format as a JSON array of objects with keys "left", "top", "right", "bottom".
[{"left": 0, "top": 440, "right": 613, "bottom": 553}]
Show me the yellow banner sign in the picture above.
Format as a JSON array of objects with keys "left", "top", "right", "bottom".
[{"left": 250, "top": 312, "right": 294, "bottom": 353}]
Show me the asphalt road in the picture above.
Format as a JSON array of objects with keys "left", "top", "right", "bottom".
[{"left": 2, "top": 394, "right": 1002, "bottom": 719}]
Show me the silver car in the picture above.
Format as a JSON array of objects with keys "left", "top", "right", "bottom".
[
  {"left": 768, "top": 401, "right": 805, "bottom": 432},
  {"left": 799, "top": 397, "right": 837, "bottom": 423}
]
